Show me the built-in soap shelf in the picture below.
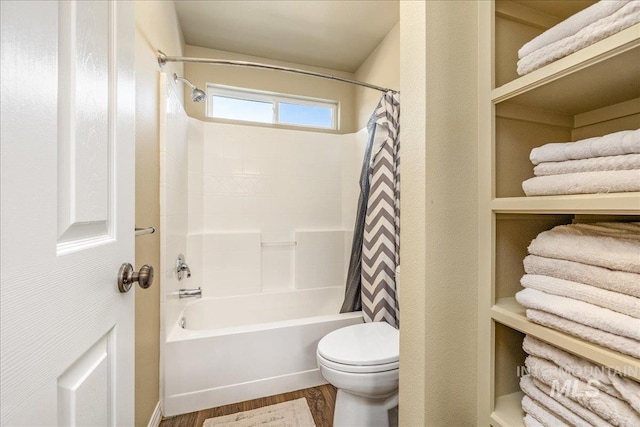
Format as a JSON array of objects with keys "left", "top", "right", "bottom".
[{"left": 261, "top": 241, "right": 297, "bottom": 247}]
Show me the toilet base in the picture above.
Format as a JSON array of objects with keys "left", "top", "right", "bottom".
[{"left": 333, "top": 389, "right": 398, "bottom": 427}]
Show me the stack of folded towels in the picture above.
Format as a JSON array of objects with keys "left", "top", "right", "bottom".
[
  {"left": 520, "top": 335, "right": 640, "bottom": 427},
  {"left": 522, "top": 129, "right": 640, "bottom": 196},
  {"left": 515, "top": 221, "right": 640, "bottom": 358},
  {"left": 517, "top": 0, "right": 640, "bottom": 76}
]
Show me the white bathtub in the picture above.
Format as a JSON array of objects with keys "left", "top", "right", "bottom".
[{"left": 163, "top": 286, "right": 363, "bottom": 416}]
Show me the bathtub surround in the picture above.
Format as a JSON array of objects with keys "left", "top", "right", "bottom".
[
  {"left": 198, "top": 232, "right": 262, "bottom": 297},
  {"left": 159, "top": 76, "right": 190, "bottom": 326},
  {"left": 159, "top": 73, "right": 191, "bottom": 422},
  {"left": 185, "top": 121, "right": 366, "bottom": 298},
  {"left": 296, "top": 231, "right": 347, "bottom": 289},
  {"left": 185, "top": 229, "right": 352, "bottom": 298}
]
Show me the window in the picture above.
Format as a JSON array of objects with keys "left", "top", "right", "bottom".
[{"left": 206, "top": 85, "right": 338, "bottom": 130}]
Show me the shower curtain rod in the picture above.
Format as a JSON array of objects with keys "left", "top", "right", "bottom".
[{"left": 157, "top": 50, "right": 399, "bottom": 94}]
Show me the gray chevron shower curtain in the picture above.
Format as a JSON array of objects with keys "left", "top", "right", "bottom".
[{"left": 340, "top": 91, "right": 400, "bottom": 328}]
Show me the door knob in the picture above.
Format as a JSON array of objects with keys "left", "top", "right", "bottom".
[{"left": 118, "top": 263, "right": 154, "bottom": 293}]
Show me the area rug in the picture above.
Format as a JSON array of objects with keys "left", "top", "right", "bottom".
[{"left": 203, "top": 398, "right": 316, "bottom": 427}]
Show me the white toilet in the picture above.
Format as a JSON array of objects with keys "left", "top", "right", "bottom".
[{"left": 317, "top": 321, "right": 399, "bottom": 427}]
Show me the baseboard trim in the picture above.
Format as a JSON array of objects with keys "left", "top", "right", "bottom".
[{"left": 147, "top": 401, "right": 162, "bottom": 427}]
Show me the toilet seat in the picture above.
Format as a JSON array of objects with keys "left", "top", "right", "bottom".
[
  {"left": 317, "top": 322, "right": 399, "bottom": 374},
  {"left": 317, "top": 351, "right": 399, "bottom": 373}
]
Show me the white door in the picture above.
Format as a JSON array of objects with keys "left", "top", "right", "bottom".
[{"left": 1, "top": 1, "right": 136, "bottom": 425}]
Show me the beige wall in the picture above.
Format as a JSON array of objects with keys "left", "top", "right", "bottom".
[
  {"left": 134, "top": 1, "right": 184, "bottom": 425},
  {"left": 183, "top": 45, "right": 357, "bottom": 133},
  {"left": 354, "top": 23, "right": 400, "bottom": 130},
  {"left": 399, "top": 1, "right": 479, "bottom": 426},
  {"left": 399, "top": 2, "right": 427, "bottom": 424}
]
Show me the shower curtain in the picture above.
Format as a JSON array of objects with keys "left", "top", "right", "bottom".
[{"left": 340, "top": 91, "right": 400, "bottom": 328}]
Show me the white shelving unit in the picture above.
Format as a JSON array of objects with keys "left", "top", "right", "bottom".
[{"left": 478, "top": 2, "right": 640, "bottom": 426}]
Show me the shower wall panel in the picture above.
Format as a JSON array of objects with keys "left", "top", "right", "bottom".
[
  {"left": 295, "top": 230, "right": 347, "bottom": 288},
  {"left": 159, "top": 74, "right": 190, "bottom": 344},
  {"left": 185, "top": 121, "right": 364, "bottom": 296}
]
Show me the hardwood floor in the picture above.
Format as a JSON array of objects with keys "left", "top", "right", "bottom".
[{"left": 159, "top": 384, "right": 337, "bottom": 427}]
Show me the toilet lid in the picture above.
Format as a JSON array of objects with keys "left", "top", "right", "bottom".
[{"left": 317, "top": 322, "right": 399, "bottom": 366}]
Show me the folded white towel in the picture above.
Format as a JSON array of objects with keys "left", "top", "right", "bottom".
[
  {"left": 524, "top": 336, "right": 621, "bottom": 398},
  {"left": 524, "top": 414, "right": 545, "bottom": 427},
  {"left": 530, "top": 129, "right": 640, "bottom": 165},
  {"left": 527, "top": 223, "right": 640, "bottom": 274},
  {"left": 526, "top": 356, "right": 640, "bottom": 427},
  {"left": 518, "top": 1, "right": 631, "bottom": 59},
  {"left": 533, "top": 378, "right": 615, "bottom": 427},
  {"left": 517, "top": 288, "right": 640, "bottom": 340},
  {"left": 522, "top": 169, "right": 640, "bottom": 196},
  {"left": 597, "top": 221, "right": 640, "bottom": 236},
  {"left": 521, "top": 375, "right": 593, "bottom": 427},
  {"left": 534, "top": 154, "right": 640, "bottom": 176},
  {"left": 517, "top": 1, "right": 640, "bottom": 75},
  {"left": 610, "top": 375, "right": 640, "bottom": 414},
  {"left": 526, "top": 309, "right": 640, "bottom": 358},
  {"left": 521, "top": 274, "right": 640, "bottom": 318},
  {"left": 523, "top": 336, "right": 640, "bottom": 410},
  {"left": 524, "top": 255, "right": 640, "bottom": 298},
  {"left": 522, "top": 394, "right": 571, "bottom": 427}
]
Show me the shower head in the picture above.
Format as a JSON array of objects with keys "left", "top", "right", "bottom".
[
  {"left": 191, "top": 87, "right": 206, "bottom": 103},
  {"left": 173, "top": 73, "right": 206, "bottom": 103}
]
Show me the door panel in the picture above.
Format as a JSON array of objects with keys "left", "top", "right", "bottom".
[
  {"left": 0, "top": 1, "right": 135, "bottom": 425},
  {"left": 57, "top": 331, "right": 113, "bottom": 426},
  {"left": 58, "top": 0, "right": 113, "bottom": 248}
]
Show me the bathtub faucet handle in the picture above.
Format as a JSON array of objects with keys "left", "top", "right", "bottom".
[
  {"left": 179, "top": 287, "right": 201, "bottom": 299},
  {"left": 176, "top": 254, "right": 191, "bottom": 281}
]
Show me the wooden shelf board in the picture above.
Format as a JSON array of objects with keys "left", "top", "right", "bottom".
[
  {"left": 491, "top": 193, "right": 640, "bottom": 214},
  {"left": 491, "top": 391, "right": 525, "bottom": 427},
  {"left": 491, "top": 297, "right": 640, "bottom": 382},
  {"left": 492, "top": 24, "right": 640, "bottom": 115}
]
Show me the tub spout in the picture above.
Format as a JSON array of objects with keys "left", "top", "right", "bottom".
[{"left": 179, "top": 287, "right": 201, "bottom": 299}]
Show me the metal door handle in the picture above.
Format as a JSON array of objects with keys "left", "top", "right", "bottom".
[{"left": 118, "top": 263, "right": 154, "bottom": 293}]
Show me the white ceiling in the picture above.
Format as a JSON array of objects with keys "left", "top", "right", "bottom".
[{"left": 174, "top": 0, "right": 399, "bottom": 73}]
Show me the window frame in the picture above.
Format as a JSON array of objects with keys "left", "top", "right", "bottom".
[{"left": 205, "top": 84, "right": 339, "bottom": 130}]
